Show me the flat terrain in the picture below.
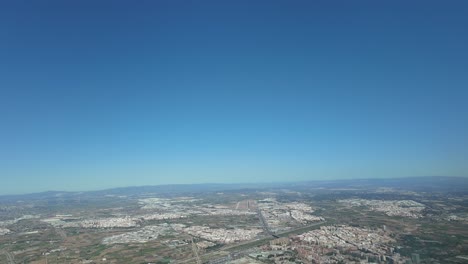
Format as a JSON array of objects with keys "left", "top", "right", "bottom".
[{"left": 0, "top": 177, "right": 467, "bottom": 263}]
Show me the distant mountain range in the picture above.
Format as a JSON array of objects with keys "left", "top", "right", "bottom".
[{"left": 1, "top": 176, "right": 467, "bottom": 202}]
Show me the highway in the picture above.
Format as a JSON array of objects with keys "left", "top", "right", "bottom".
[
  {"left": 256, "top": 209, "right": 278, "bottom": 238},
  {"left": 222, "top": 220, "right": 326, "bottom": 252},
  {"left": 176, "top": 221, "right": 326, "bottom": 264}
]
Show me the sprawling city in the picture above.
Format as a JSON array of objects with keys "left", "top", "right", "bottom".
[{"left": 0, "top": 177, "right": 467, "bottom": 263}]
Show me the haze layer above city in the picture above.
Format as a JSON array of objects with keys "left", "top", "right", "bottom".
[{"left": 1, "top": 1, "right": 468, "bottom": 195}]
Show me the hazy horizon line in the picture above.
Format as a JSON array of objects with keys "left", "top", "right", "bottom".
[{"left": 2, "top": 175, "right": 466, "bottom": 197}]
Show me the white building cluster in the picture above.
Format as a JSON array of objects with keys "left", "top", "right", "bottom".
[
  {"left": 139, "top": 213, "right": 189, "bottom": 221},
  {"left": 0, "top": 227, "right": 11, "bottom": 235},
  {"left": 42, "top": 216, "right": 138, "bottom": 228},
  {"left": 102, "top": 224, "right": 171, "bottom": 244},
  {"left": 290, "top": 210, "right": 324, "bottom": 223},
  {"left": 297, "top": 225, "right": 393, "bottom": 254},
  {"left": 294, "top": 225, "right": 409, "bottom": 263},
  {"left": 138, "top": 197, "right": 174, "bottom": 210},
  {"left": 257, "top": 199, "right": 323, "bottom": 230},
  {"left": 339, "top": 199, "right": 425, "bottom": 218},
  {"left": 201, "top": 207, "right": 256, "bottom": 216},
  {"left": 0, "top": 215, "right": 40, "bottom": 227},
  {"left": 79, "top": 216, "right": 138, "bottom": 228},
  {"left": 178, "top": 225, "right": 262, "bottom": 244},
  {"left": 446, "top": 214, "right": 468, "bottom": 222},
  {"left": 285, "top": 202, "right": 313, "bottom": 211},
  {"left": 138, "top": 197, "right": 199, "bottom": 210}
]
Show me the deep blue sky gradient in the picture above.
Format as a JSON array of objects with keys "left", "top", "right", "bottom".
[{"left": 1, "top": 1, "right": 467, "bottom": 194}]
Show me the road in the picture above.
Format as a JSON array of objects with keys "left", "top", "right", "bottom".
[{"left": 256, "top": 209, "right": 277, "bottom": 237}]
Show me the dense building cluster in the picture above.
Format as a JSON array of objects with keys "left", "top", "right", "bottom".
[
  {"left": 293, "top": 225, "right": 409, "bottom": 263},
  {"left": 244, "top": 225, "right": 410, "bottom": 263},
  {"left": 339, "top": 199, "right": 425, "bottom": 218},
  {"left": 175, "top": 224, "right": 262, "bottom": 244},
  {"left": 79, "top": 217, "right": 138, "bottom": 228},
  {"left": 296, "top": 225, "right": 394, "bottom": 254}
]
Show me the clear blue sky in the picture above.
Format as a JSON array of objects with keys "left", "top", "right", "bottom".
[{"left": 1, "top": 1, "right": 467, "bottom": 194}]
